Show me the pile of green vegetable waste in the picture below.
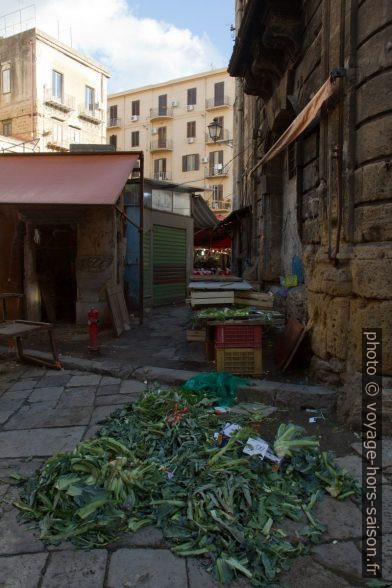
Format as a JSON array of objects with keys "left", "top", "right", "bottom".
[{"left": 16, "top": 387, "right": 359, "bottom": 586}]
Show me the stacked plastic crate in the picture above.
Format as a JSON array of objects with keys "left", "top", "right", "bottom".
[{"left": 215, "top": 324, "right": 263, "bottom": 376}]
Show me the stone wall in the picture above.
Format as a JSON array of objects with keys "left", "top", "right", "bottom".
[{"left": 230, "top": 0, "right": 392, "bottom": 429}]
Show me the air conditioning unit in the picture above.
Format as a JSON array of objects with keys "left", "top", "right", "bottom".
[
  {"left": 187, "top": 137, "right": 195, "bottom": 144},
  {"left": 131, "top": 115, "right": 139, "bottom": 122},
  {"left": 94, "top": 102, "right": 104, "bottom": 110},
  {"left": 151, "top": 128, "right": 158, "bottom": 134},
  {"left": 171, "top": 100, "right": 179, "bottom": 107},
  {"left": 187, "top": 105, "right": 194, "bottom": 111},
  {"left": 201, "top": 156, "right": 209, "bottom": 164}
]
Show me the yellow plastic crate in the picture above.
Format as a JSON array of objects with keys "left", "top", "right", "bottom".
[{"left": 215, "top": 347, "right": 262, "bottom": 376}]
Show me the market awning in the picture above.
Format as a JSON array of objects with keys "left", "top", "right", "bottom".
[
  {"left": 248, "top": 75, "right": 338, "bottom": 176},
  {"left": 0, "top": 152, "right": 140, "bottom": 205},
  {"left": 192, "top": 194, "right": 218, "bottom": 231}
]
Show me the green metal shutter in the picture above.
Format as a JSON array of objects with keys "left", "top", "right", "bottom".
[
  {"left": 153, "top": 225, "right": 187, "bottom": 306},
  {"left": 143, "top": 231, "right": 152, "bottom": 303}
]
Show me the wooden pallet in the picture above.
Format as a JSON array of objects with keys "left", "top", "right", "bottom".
[
  {"left": 106, "top": 284, "right": 130, "bottom": 336},
  {"left": 234, "top": 291, "right": 274, "bottom": 309}
]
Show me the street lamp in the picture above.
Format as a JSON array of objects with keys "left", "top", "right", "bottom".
[{"left": 207, "top": 117, "right": 223, "bottom": 142}]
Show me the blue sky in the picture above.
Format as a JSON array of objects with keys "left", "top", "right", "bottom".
[
  {"left": 0, "top": 0, "right": 235, "bottom": 91},
  {"left": 130, "top": 0, "right": 235, "bottom": 67}
]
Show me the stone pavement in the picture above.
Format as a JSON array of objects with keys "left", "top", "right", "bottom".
[{"left": 0, "top": 362, "right": 391, "bottom": 587}]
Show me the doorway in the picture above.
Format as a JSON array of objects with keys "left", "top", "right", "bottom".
[{"left": 35, "top": 225, "right": 77, "bottom": 323}]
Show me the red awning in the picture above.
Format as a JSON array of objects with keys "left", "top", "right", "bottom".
[{"left": 0, "top": 152, "right": 140, "bottom": 205}]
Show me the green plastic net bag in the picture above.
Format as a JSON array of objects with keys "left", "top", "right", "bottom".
[{"left": 182, "top": 372, "right": 249, "bottom": 407}]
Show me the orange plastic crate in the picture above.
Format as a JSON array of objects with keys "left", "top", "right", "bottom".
[{"left": 215, "top": 347, "right": 262, "bottom": 376}]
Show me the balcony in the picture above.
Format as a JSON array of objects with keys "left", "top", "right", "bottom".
[
  {"left": 205, "top": 128, "right": 232, "bottom": 144},
  {"left": 107, "top": 117, "right": 122, "bottom": 128},
  {"left": 150, "top": 107, "right": 173, "bottom": 120},
  {"left": 46, "top": 139, "right": 69, "bottom": 152},
  {"left": 205, "top": 95, "right": 231, "bottom": 110},
  {"left": 150, "top": 139, "right": 173, "bottom": 152},
  {"left": 204, "top": 165, "right": 229, "bottom": 179},
  {"left": 211, "top": 200, "right": 231, "bottom": 211},
  {"left": 44, "top": 89, "right": 75, "bottom": 112},
  {"left": 153, "top": 171, "right": 172, "bottom": 181},
  {"left": 78, "top": 104, "right": 103, "bottom": 124}
]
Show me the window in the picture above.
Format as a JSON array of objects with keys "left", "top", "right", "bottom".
[
  {"left": 52, "top": 70, "right": 63, "bottom": 100},
  {"left": 158, "top": 94, "right": 167, "bottom": 116},
  {"left": 109, "top": 134, "right": 117, "bottom": 148},
  {"left": 85, "top": 86, "right": 95, "bottom": 111},
  {"left": 131, "top": 130, "right": 139, "bottom": 147},
  {"left": 2, "top": 120, "right": 11, "bottom": 136},
  {"left": 157, "top": 126, "right": 167, "bottom": 148},
  {"left": 2, "top": 67, "right": 10, "bottom": 94},
  {"left": 52, "top": 121, "right": 63, "bottom": 144},
  {"left": 69, "top": 126, "right": 80, "bottom": 143},
  {"left": 132, "top": 100, "right": 140, "bottom": 116},
  {"left": 187, "top": 87, "right": 197, "bottom": 106},
  {"left": 154, "top": 158, "right": 167, "bottom": 180},
  {"left": 182, "top": 153, "right": 200, "bottom": 172},
  {"left": 209, "top": 150, "right": 224, "bottom": 174},
  {"left": 109, "top": 105, "right": 118, "bottom": 123},
  {"left": 212, "top": 185, "right": 223, "bottom": 202},
  {"left": 187, "top": 121, "right": 196, "bottom": 138},
  {"left": 214, "top": 81, "right": 224, "bottom": 106}
]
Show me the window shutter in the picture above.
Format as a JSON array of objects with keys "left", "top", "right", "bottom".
[
  {"left": 195, "top": 154, "right": 200, "bottom": 171},
  {"left": 218, "top": 150, "right": 224, "bottom": 165},
  {"left": 182, "top": 155, "right": 187, "bottom": 172}
]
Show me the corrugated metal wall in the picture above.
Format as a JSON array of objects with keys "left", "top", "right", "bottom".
[{"left": 152, "top": 225, "right": 186, "bottom": 305}]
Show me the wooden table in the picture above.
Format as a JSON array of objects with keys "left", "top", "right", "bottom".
[
  {"left": 0, "top": 320, "right": 61, "bottom": 369},
  {"left": 0, "top": 293, "right": 23, "bottom": 321}
]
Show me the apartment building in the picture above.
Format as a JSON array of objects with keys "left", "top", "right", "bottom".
[
  {"left": 107, "top": 68, "right": 234, "bottom": 215},
  {"left": 0, "top": 28, "right": 109, "bottom": 151}
]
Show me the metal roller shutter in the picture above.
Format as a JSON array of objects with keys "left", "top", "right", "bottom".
[{"left": 152, "top": 225, "right": 186, "bottom": 306}]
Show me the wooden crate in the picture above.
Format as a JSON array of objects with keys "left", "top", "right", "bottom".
[
  {"left": 216, "top": 347, "right": 262, "bottom": 376},
  {"left": 186, "top": 329, "right": 206, "bottom": 342},
  {"left": 234, "top": 291, "right": 273, "bottom": 309},
  {"left": 190, "top": 290, "right": 235, "bottom": 307}
]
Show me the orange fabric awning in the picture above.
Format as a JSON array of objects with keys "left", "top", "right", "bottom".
[
  {"left": 249, "top": 77, "right": 335, "bottom": 176},
  {"left": 0, "top": 152, "right": 140, "bottom": 205}
]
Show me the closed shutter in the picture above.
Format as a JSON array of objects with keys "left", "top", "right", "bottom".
[
  {"left": 143, "top": 231, "right": 152, "bottom": 302},
  {"left": 153, "top": 225, "right": 186, "bottom": 306},
  {"left": 182, "top": 155, "right": 187, "bottom": 172}
]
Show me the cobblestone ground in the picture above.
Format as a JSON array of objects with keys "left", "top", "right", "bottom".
[{"left": 0, "top": 362, "right": 391, "bottom": 587}]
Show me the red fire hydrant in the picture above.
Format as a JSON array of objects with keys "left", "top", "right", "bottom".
[{"left": 88, "top": 308, "right": 99, "bottom": 352}]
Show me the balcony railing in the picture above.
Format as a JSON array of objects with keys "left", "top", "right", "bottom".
[
  {"left": 211, "top": 200, "right": 231, "bottom": 210},
  {"left": 205, "top": 165, "right": 229, "bottom": 178},
  {"left": 78, "top": 104, "right": 102, "bottom": 124},
  {"left": 44, "top": 88, "right": 75, "bottom": 112},
  {"left": 205, "top": 128, "right": 232, "bottom": 144},
  {"left": 107, "top": 117, "right": 122, "bottom": 128},
  {"left": 153, "top": 171, "right": 172, "bottom": 181},
  {"left": 205, "top": 95, "right": 231, "bottom": 110},
  {"left": 150, "top": 107, "right": 173, "bottom": 119},
  {"left": 150, "top": 139, "right": 173, "bottom": 151},
  {"left": 46, "top": 139, "right": 69, "bottom": 152}
]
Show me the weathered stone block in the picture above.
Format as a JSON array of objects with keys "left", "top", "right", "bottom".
[
  {"left": 351, "top": 258, "right": 392, "bottom": 300},
  {"left": 0, "top": 510, "right": 44, "bottom": 554},
  {"left": 0, "top": 427, "right": 85, "bottom": 458},
  {"left": 357, "top": 0, "right": 392, "bottom": 46},
  {"left": 357, "top": 70, "right": 392, "bottom": 124},
  {"left": 307, "top": 292, "right": 329, "bottom": 359},
  {"left": 326, "top": 297, "right": 350, "bottom": 359},
  {"left": 312, "top": 496, "right": 362, "bottom": 540},
  {"left": 280, "top": 555, "right": 352, "bottom": 588},
  {"left": 356, "top": 117, "right": 392, "bottom": 166},
  {"left": 354, "top": 203, "right": 392, "bottom": 243},
  {"left": 41, "top": 550, "right": 107, "bottom": 588},
  {"left": 307, "top": 262, "right": 352, "bottom": 296},
  {"left": 0, "top": 553, "right": 48, "bottom": 588},
  {"left": 107, "top": 548, "right": 187, "bottom": 588},
  {"left": 311, "top": 541, "right": 362, "bottom": 580},
  {"left": 3, "top": 405, "right": 92, "bottom": 430},
  {"left": 302, "top": 160, "right": 319, "bottom": 192},
  {"left": 302, "top": 218, "right": 320, "bottom": 244},
  {"left": 349, "top": 298, "right": 392, "bottom": 373}
]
